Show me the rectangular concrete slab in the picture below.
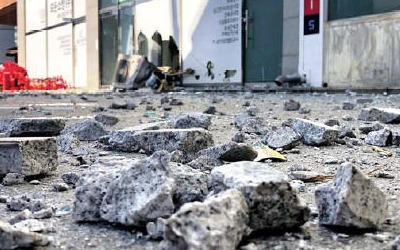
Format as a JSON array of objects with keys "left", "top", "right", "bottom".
[{"left": 0, "top": 137, "right": 58, "bottom": 176}]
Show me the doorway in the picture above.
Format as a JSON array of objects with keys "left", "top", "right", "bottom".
[{"left": 243, "top": 0, "right": 283, "bottom": 82}]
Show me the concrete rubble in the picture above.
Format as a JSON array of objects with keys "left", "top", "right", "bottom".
[
  {"left": 105, "top": 127, "right": 214, "bottom": 157},
  {"left": 210, "top": 161, "right": 310, "bottom": 231},
  {"left": 0, "top": 137, "right": 58, "bottom": 176},
  {"left": 1, "top": 92, "right": 400, "bottom": 249},
  {"left": 284, "top": 118, "right": 340, "bottom": 146},
  {"left": 0, "top": 220, "right": 50, "bottom": 249},
  {"left": 315, "top": 162, "right": 388, "bottom": 229},
  {"left": 161, "top": 189, "right": 250, "bottom": 250},
  {"left": 358, "top": 107, "right": 400, "bottom": 124},
  {"left": 0, "top": 117, "right": 65, "bottom": 137},
  {"left": 262, "top": 126, "right": 301, "bottom": 149}
]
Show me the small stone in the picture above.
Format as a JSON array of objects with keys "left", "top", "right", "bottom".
[
  {"left": 61, "top": 172, "right": 80, "bottom": 185},
  {"left": 342, "top": 102, "right": 356, "bottom": 110},
  {"left": 203, "top": 106, "right": 216, "bottom": 115},
  {"left": 2, "top": 173, "right": 26, "bottom": 186},
  {"left": 29, "top": 180, "right": 41, "bottom": 185},
  {"left": 284, "top": 99, "right": 301, "bottom": 111},
  {"left": 53, "top": 182, "right": 69, "bottom": 192}
]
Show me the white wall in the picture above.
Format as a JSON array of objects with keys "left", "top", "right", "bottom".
[
  {"left": 74, "top": 23, "right": 87, "bottom": 88},
  {"left": 0, "top": 25, "right": 16, "bottom": 64},
  {"left": 182, "top": 0, "right": 242, "bottom": 84},
  {"left": 26, "top": 31, "right": 47, "bottom": 78}
]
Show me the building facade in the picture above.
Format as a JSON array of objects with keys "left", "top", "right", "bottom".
[
  {"left": 14, "top": 0, "right": 400, "bottom": 90},
  {"left": 0, "top": 0, "right": 17, "bottom": 64}
]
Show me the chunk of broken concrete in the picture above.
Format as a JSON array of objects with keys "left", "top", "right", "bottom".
[
  {"left": 161, "top": 189, "right": 249, "bottom": 250},
  {"left": 283, "top": 99, "right": 301, "bottom": 111},
  {"left": 170, "top": 113, "right": 212, "bottom": 130},
  {"left": 169, "top": 162, "right": 209, "bottom": 208},
  {"left": 106, "top": 128, "right": 214, "bottom": 158},
  {"left": 284, "top": 118, "right": 339, "bottom": 146},
  {"left": 100, "top": 151, "right": 175, "bottom": 226},
  {"left": 234, "top": 114, "right": 267, "bottom": 134},
  {"left": 61, "top": 119, "right": 108, "bottom": 141},
  {"left": 0, "top": 117, "right": 65, "bottom": 137},
  {"left": 197, "top": 141, "right": 258, "bottom": 162},
  {"left": 262, "top": 126, "right": 301, "bottom": 150},
  {"left": 94, "top": 114, "right": 119, "bottom": 126},
  {"left": 364, "top": 128, "right": 392, "bottom": 147},
  {"left": 0, "top": 220, "right": 50, "bottom": 249},
  {"left": 315, "top": 162, "right": 388, "bottom": 229},
  {"left": 0, "top": 137, "right": 58, "bottom": 176},
  {"left": 358, "top": 107, "right": 400, "bottom": 124},
  {"left": 210, "top": 161, "right": 310, "bottom": 231}
]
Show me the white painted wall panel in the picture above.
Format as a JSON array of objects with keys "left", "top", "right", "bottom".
[
  {"left": 26, "top": 0, "right": 46, "bottom": 32},
  {"left": 47, "top": 0, "right": 73, "bottom": 27},
  {"left": 135, "top": 0, "right": 179, "bottom": 54},
  {"left": 26, "top": 32, "right": 47, "bottom": 78},
  {"left": 74, "top": 0, "right": 86, "bottom": 19},
  {"left": 74, "top": 23, "right": 87, "bottom": 89},
  {"left": 47, "top": 25, "right": 73, "bottom": 85},
  {"left": 181, "top": 0, "right": 242, "bottom": 84}
]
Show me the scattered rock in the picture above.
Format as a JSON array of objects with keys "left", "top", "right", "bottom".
[
  {"left": 0, "top": 137, "right": 58, "bottom": 176},
  {"left": 161, "top": 189, "right": 250, "bottom": 250},
  {"left": 364, "top": 128, "right": 392, "bottom": 146},
  {"left": 197, "top": 142, "right": 258, "bottom": 162},
  {"left": 7, "top": 195, "right": 46, "bottom": 212},
  {"left": 57, "top": 133, "right": 81, "bottom": 153},
  {"left": 171, "top": 113, "right": 212, "bottom": 130},
  {"left": 342, "top": 102, "right": 356, "bottom": 110},
  {"left": 106, "top": 128, "right": 214, "bottom": 158},
  {"left": 315, "top": 162, "right": 388, "bottom": 229},
  {"left": 0, "top": 118, "right": 65, "bottom": 137},
  {"left": 9, "top": 209, "right": 33, "bottom": 224},
  {"left": 2, "top": 173, "right": 26, "bottom": 186},
  {"left": 203, "top": 106, "right": 216, "bottom": 115},
  {"left": 61, "top": 172, "right": 80, "bottom": 185},
  {"left": 187, "top": 156, "right": 224, "bottom": 172},
  {"left": 358, "top": 107, "right": 400, "bottom": 124},
  {"left": 94, "top": 114, "right": 119, "bottom": 126},
  {"left": 0, "top": 220, "right": 50, "bottom": 249},
  {"left": 284, "top": 118, "right": 339, "bottom": 146},
  {"left": 53, "top": 182, "right": 69, "bottom": 192},
  {"left": 262, "top": 126, "right": 301, "bottom": 150},
  {"left": 234, "top": 114, "right": 267, "bottom": 134},
  {"left": 100, "top": 151, "right": 175, "bottom": 226},
  {"left": 110, "top": 99, "right": 127, "bottom": 109},
  {"left": 61, "top": 119, "right": 108, "bottom": 141},
  {"left": 210, "top": 161, "right": 310, "bottom": 231},
  {"left": 146, "top": 217, "right": 166, "bottom": 240},
  {"left": 284, "top": 99, "right": 301, "bottom": 111},
  {"left": 359, "top": 122, "right": 384, "bottom": 134}
]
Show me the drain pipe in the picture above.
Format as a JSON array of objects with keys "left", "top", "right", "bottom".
[{"left": 274, "top": 73, "right": 306, "bottom": 86}]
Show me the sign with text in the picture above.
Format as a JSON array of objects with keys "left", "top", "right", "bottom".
[{"left": 304, "top": 0, "right": 320, "bottom": 35}]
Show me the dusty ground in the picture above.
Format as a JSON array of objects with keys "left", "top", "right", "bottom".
[{"left": 0, "top": 89, "right": 399, "bottom": 250}]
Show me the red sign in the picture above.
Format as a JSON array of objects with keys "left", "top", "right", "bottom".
[{"left": 304, "top": 0, "right": 320, "bottom": 16}]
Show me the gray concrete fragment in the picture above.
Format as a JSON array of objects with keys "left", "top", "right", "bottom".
[
  {"left": 146, "top": 217, "right": 166, "bottom": 240},
  {"left": 187, "top": 156, "right": 224, "bottom": 172},
  {"left": 210, "top": 162, "right": 310, "bottom": 231},
  {"left": 106, "top": 128, "right": 214, "bottom": 158},
  {"left": 100, "top": 151, "right": 175, "bottom": 226},
  {"left": 284, "top": 99, "right": 301, "bottom": 111},
  {"left": 392, "top": 130, "right": 400, "bottom": 146},
  {"left": 169, "top": 162, "right": 209, "bottom": 208},
  {"left": 358, "top": 107, "right": 400, "bottom": 124},
  {"left": 342, "top": 102, "right": 356, "bottom": 110},
  {"left": 0, "top": 220, "right": 50, "bottom": 249},
  {"left": 61, "top": 172, "right": 80, "bottom": 185},
  {"left": 73, "top": 167, "right": 123, "bottom": 222},
  {"left": 7, "top": 195, "right": 46, "bottom": 212},
  {"left": 0, "top": 117, "right": 65, "bottom": 137},
  {"left": 359, "top": 122, "right": 384, "bottom": 134},
  {"left": 94, "top": 114, "right": 119, "bottom": 126},
  {"left": 61, "top": 119, "right": 108, "bottom": 141},
  {"left": 387, "top": 235, "right": 400, "bottom": 250},
  {"left": 161, "top": 189, "right": 249, "bottom": 250},
  {"left": 262, "top": 126, "right": 301, "bottom": 150},
  {"left": 171, "top": 113, "right": 212, "bottom": 130},
  {"left": 364, "top": 128, "right": 392, "bottom": 146},
  {"left": 234, "top": 114, "right": 267, "bottom": 134},
  {"left": 2, "top": 173, "right": 25, "bottom": 186},
  {"left": 284, "top": 118, "right": 339, "bottom": 146},
  {"left": 315, "top": 162, "right": 388, "bottom": 229},
  {"left": 0, "top": 137, "right": 58, "bottom": 176},
  {"left": 197, "top": 142, "right": 258, "bottom": 162},
  {"left": 57, "top": 133, "right": 80, "bottom": 153}
]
